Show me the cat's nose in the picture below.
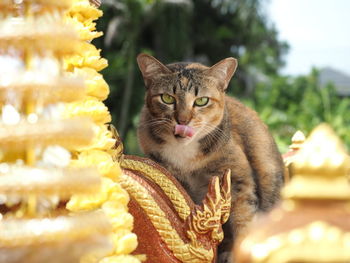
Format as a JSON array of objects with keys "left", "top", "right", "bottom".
[
  {"left": 176, "top": 116, "right": 190, "bottom": 125},
  {"left": 175, "top": 111, "right": 192, "bottom": 125}
]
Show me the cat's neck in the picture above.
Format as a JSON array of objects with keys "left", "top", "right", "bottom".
[{"left": 198, "top": 106, "right": 231, "bottom": 155}]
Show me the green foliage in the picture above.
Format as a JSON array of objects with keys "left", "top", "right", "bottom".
[
  {"left": 244, "top": 69, "right": 350, "bottom": 152},
  {"left": 94, "top": 0, "right": 349, "bottom": 154}
]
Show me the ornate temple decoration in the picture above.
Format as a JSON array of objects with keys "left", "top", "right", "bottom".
[
  {"left": 283, "top": 130, "right": 305, "bottom": 164},
  {"left": 186, "top": 173, "right": 231, "bottom": 243},
  {"left": 0, "top": 0, "right": 113, "bottom": 262},
  {"left": 63, "top": 1, "right": 141, "bottom": 262},
  {"left": 103, "top": 110, "right": 233, "bottom": 262},
  {"left": 284, "top": 124, "right": 350, "bottom": 199},
  {"left": 122, "top": 156, "right": 192, "bottom": 221},
  {"left": 235, "top": 124, "right": 350, "bottom": 263},
  {"left": 121, "top": 154, "right": 232, "bottom": 263},
  {"left": 0, "top": 1, "right": 140, "bottom": 263},
  {"left": 282, "top": 130, "right": 306, "bottom": 182}
]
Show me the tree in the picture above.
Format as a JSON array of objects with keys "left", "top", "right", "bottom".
[{"left": 248, "top": 69, "right": 350, "bottom": 151}]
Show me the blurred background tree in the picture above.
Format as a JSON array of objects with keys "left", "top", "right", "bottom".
[{"left": 94, "top": 0, "right": 350, "bottom": 154}]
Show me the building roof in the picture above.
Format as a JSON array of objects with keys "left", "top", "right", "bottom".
[{"left": 319, "top": 67, "right": 350, "bottom": 96}]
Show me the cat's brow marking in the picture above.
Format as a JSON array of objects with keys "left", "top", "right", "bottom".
[
  {"left": 186, "top": 79, "right": 193, "bottom": 93},
  {"left": 194, "top": 85, "right": 199, "bottom": 96},
  {"left": 176, "top": 81, "right": 182, "bottom": 92}
]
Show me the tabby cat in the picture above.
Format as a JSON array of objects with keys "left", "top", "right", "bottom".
[{"left": 136, "top": 53, "right": 284, "bottom": 263}]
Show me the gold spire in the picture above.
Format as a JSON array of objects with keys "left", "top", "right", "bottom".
[
  {"left": 289, "top": 130, "right": 306, "bottom": 151},
  {"left": 283, "top": 124, "right": 350, "bottom": 200},
  {"left": 235, "top": 124, "right": 350, "bottom": 263}
]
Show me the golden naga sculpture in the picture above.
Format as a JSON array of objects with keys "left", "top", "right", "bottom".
[
  {"left": 235, "top": 124, "right": 350, "bottom": 263},
  {"left": 110, "top": 126, "right": 232, "bottom": 263}
]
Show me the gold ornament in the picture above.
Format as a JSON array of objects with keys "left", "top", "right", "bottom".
[
  {"left": 63, "top": 1, "right": 140, "bottom": 262},
  {"left": 0, "top": 1, "right": 118, "bottom": 262},
  {"left": 235, "top": 124, "right": 350, "bottom": 263},
  {"left": 122, "top": 157, "right": 192, "bottom": 221},
  {"left": 284, "top": 124, "right": 350, "bottom": 200},
  {"left": 121, "top": 155, "right": 232, "bottom": 263}
]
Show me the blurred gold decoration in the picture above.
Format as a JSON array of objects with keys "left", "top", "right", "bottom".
[
  {"left": 0, "top": 0, "right": 122, "bottom": 262},
  {"left": 0, "top": 211, "right": 110, "bottom": 247},
  {"left": 0, "top": 119, "right": 94, "bottom": 151},
  {"left": 0, "top": 0, "right": 73, "bottom": 15},
  {"left": 242, "top": 221, "right": 350, "bottom": 263},
  {"left": 63, "top": 1, "right": 141, "bottom": 262},
  {"left": 0, "top": 166, "right": 100, "bottom": 196},
  {"left": 0, "top": 15, "right": 90, "bottom": 54},
  {"left": 282, "top": 130, "right": 306, "bottom": 182},
  {"left": 235, "top": 123, "right": 350, "bottom": 263},
  {"left": 284, "top": 124, "right": 350, "bottom": 200},
  {"left": 289, "top": 130, "right": 306, "bottom": 151},
  {"left": 0, "top": 73, "right": 86, "bottom": 104},
  {"left": 0, "top": 212, "right": 111, "bottom": 263}
]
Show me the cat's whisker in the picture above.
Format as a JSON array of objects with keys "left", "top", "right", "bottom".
[
  {"left": 202, "top": 124, "right": 231, "bottom": 142},
  {"left": 184, "top": 124, "right": 206, "bottom": 146},
  {"left": 187, "top": 123, "right": 227, "bottom": 154},
  {"left": 197, "top": 124, "right": 231, "bottom": 155},
  {"left": 139, "top": 120, "right": 173, "bottom": 130},
  {"left": 139, "top": 118, "right": 172, "bottom": 127},
  {"left": 193, "top": 122, "right": 231, "bottom": 143},
  {"left": 154, "top": 123, "right": 173, "bottom": 134},
  {"left": 200, "top": 129, "right": 226, "bottom": 150}
]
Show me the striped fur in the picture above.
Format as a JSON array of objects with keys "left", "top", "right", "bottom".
[{"left": 136, "top": 54, "right": 284, "bottom": 263}]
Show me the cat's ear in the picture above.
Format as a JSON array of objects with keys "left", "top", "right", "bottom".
[
  {"left": 137, "top": 53, "right": 172, "bottom": 87},
  {"left": 207, "top": 57, "right": 237, "bottom": 91}
]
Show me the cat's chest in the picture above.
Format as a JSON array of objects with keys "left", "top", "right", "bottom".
[{"left": 160, "top": 139, "right": 202, "bottom": 171}]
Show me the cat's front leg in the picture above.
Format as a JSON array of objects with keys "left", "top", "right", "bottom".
[
  {"left": 217, "top": 251, "right": 233, "bottom": 263},
  {"left": 217, "top": 168, "right": 258, "bottom": 262},
  {"left": 218, "top": 216, "right": 234, "bottom": 262}
]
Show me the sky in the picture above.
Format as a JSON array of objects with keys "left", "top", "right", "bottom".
[{"left": 268, "top": 0, "right": 350, "bottom": 76}]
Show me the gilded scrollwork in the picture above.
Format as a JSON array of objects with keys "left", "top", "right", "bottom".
[
  {"left": 220, "top": 170, "right": 232, "bottom": 224},
  {"left": 187, "top": 170, "right": 232, "bottom": 244},
  {"left": 119, "top": 171, "right": 214, "bottom": 263},
  {"left": 120, "top": 164, "right": 232, "bottom": 262},
  {"left": 122, "top": 157, "right": 192, "bottom": 221}
]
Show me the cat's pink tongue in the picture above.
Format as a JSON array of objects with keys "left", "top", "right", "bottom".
[{"left": 174, "top": 124, "right": 195, "bottom": 138}]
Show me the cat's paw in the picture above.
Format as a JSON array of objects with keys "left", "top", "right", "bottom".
[{"left": 218, "top": 252, "right": 233, "bottom": 263}]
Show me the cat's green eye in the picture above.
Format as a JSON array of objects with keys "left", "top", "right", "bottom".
[
  {"left": 161, "top": 94, "right": 175, "bottom": 104},
  {"left": 194, "top": 97, "right": 209, "bottom": 107}
]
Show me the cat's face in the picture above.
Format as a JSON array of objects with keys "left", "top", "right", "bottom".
[{"left": 137, "top": 54, "right": 237, "bottom": 142}]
